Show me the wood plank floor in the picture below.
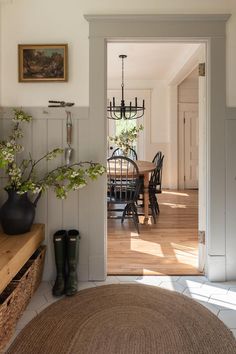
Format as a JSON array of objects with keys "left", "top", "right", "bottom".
[{"left": 107, "top": 190, "right": 201, "bottom": 275}]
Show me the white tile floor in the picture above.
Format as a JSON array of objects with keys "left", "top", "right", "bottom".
[{"left": 5, "top": 276, "right": 236, "bottom": 351}]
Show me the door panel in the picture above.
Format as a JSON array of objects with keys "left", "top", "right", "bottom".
[{"left": 184, "top": 111, "right": 199, "bottom": 189}]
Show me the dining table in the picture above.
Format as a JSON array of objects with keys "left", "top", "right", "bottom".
[
  {"left": 107, "top": 159, "right": 156, "bottom": 221},
  {"left": 135, "top": 160, "right": 156, "bottom": 220}
]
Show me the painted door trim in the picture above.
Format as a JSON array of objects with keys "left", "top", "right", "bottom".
[{"left": 85, "top": 14, "right": 230, "bottom": 281}]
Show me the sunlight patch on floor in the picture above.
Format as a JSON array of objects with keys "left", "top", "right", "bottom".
[
  {"left": 130, "top": 232, "right": 140, "bottom": 237},
  {"left": 171, "top": 247, "right": 198, "bottom": 259},
  {"left": 161, "top": 202, "right": 187, "bottom": 209},
  {"left": 171, "top": 243, "right": 197, "bottom": 252},
  {"left": 162, "top": 191, "right": 189, "bottom": 197},
  {"left": 142, "top": 269, "right": 167, "bottom": 275},
  {"left": 138, "top": 216, "right": 153, "bottom": 225},
  {"left": 209, "top": 297, "right": 236, "bottom": 311},
  {"left": 172, "top": 249, "right": 197, "bottom": 257},
  {"left": 130, "top": 239, "right": 165, "bottom": 257}
]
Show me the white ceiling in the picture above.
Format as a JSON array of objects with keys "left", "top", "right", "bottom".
[{"left": 107, "top": 42, "right": 200, "bottom": 82}]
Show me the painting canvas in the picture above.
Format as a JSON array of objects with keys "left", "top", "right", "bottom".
[{"left": 18, "top": 44, "right": 68, "bottom": 82}]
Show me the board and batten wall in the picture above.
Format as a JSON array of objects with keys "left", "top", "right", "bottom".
[{"left": 0, "top": 107, "right": 93, "bottom": 281}]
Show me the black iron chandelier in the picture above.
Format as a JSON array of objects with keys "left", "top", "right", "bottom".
[{"left": 107, "top": 54, "right": 145, "bottom": 120}]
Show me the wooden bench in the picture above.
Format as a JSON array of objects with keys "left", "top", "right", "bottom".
[
  {"left": 0, "top": 224, "right": 45, "bottom": 352},
  {"left": 0, "top": 224, "right": 45, "bottom": 293}
]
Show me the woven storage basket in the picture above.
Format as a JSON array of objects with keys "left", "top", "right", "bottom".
[
  {"left": 12, "top": 259, "right": 35, "bottom": 318},
  {"left": 30, "top": 246, "right": 46, "bottom": 294},
  {"left": 0, "top": 246, "right": 46, "bottom": 352},
  {"left": 0, "top": 282, "right": 19, "bottom": 351}
]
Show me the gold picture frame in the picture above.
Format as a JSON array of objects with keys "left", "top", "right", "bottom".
[{"left": 18, "top": 44, "right": 68, "bottom": 82}]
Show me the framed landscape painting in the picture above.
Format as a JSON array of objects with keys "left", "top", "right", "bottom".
[{"left": 18, "top": 44, "right": 68, "bottom": 82}]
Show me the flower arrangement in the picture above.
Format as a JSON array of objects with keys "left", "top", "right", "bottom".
[
  {"left": 0, "top": 109, "right": 106, "bottom": 200},
  {"left": 108, "top": 124, "right": 144, "bottom": 156}
]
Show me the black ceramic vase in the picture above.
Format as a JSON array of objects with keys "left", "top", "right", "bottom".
[{"left": 0, "top": 189, "right": 40, "bottom": 235}]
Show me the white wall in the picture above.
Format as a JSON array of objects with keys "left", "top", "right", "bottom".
[
  {"left": 108, "top": 79, "right": 169, "bottom": 143},
  {"left": 0, "top": 0, "right": 236, "bottom": 107},
  {"left": 178, "top": 68, "right": 198, "bottom": 104},
  {"left": 1, "top": 0, "right": 90, "bottom": 106}
]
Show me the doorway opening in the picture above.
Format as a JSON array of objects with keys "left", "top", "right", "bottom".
[
  {"left": 107, "top": 41, "right": 206, "bottom": 276},
  {"left": 85, "top": 13, "right": 229, "bottom": 282}
]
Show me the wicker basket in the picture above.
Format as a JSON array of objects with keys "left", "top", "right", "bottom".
[
  {"left": 30, "top": 246, "right": 46, "bottom": 294},
  {"left": 0, "top": 246, "right": 46, "bottom": 352},
  {"left": 0, "top": 282, "right": 19, "bottom": 350},
  {"left": 12, "top": 260, "right": 35, "bottom": 319}
]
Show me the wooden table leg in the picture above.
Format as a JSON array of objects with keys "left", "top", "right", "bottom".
[{"left": 143, "top": 173, "right": 149, "bottom": 221}]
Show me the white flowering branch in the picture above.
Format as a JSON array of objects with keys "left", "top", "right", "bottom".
[{"left": 0, "top": 109, "right": 106, "bottom": 199}]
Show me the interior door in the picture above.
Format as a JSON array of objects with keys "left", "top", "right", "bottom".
[{"left": 184, "top": 110, "right": 199, "bottom": 189}]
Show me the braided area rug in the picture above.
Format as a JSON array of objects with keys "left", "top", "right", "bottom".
[{"left": 7, "top": 284, "right": 236, "bottom": 354}]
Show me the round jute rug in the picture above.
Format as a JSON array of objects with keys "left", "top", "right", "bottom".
[{"left": 7, "top": 284, "right": 236, "bottom": 354}]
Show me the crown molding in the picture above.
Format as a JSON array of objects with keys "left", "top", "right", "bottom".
[{"left": 84, "top": 14, "right": 231, "bottom": 23}]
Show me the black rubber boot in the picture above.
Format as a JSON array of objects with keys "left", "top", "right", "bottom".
[
  {"left": 65, "top": 229, "right": 80, "bottom": 296},
  {"left": 52, "top": 230, "right": 67, "bottom": 297}
]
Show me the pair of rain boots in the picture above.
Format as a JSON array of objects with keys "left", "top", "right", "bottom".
[{"left": 52, "top": 229, "right": 80, "bottom": 297}]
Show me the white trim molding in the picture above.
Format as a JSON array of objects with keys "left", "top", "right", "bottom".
[
  {"left": 84, "top": 14, "right": 231, "bottom": 23},
  {"left": 85, "top": 13, "right": 231, "bottom": 281},
  {"left": 0, "top": 106, "right": 89, "bottom": 120}
]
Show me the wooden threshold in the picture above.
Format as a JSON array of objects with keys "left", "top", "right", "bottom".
[{"left": 107, "top": 190, "right": 201, "bottom": 276}]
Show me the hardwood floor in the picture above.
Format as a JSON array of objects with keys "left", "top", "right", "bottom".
[{"left": 107, "top": 189, "right": 201, "bottom": 275}]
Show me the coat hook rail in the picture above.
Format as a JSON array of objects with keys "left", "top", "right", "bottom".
[{"left": 48, "top": 100, "right": 75, "bottom": 108}]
